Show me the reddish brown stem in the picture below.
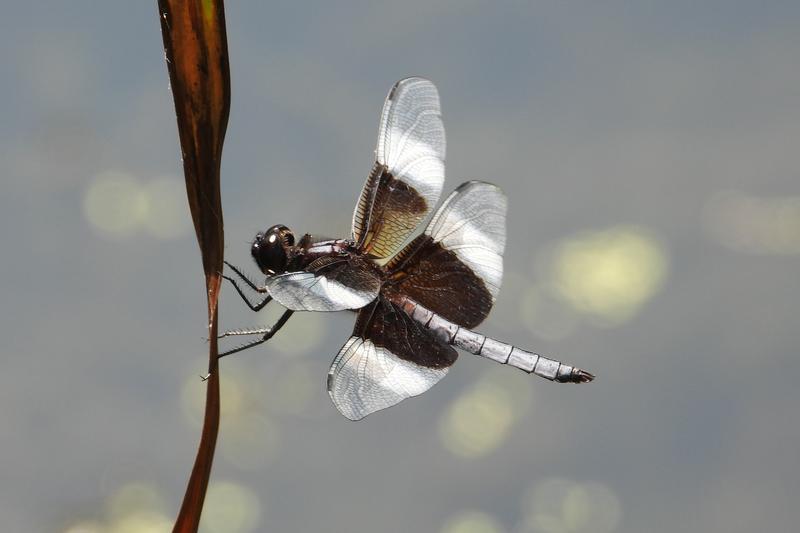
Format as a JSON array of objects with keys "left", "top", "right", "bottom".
[{"left": 156, "top": 1, "right": 230, "bottom": 531}]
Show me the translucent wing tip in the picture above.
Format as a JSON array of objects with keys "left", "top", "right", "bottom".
[{"left": 390, "top": 76, "right": 437, "bottom": 97}]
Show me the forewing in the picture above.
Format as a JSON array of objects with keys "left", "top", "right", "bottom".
[
  {"left": 265, "top": 257, "right": 380, "bottom": 312},
  {"left": 387, "top": 181, "right": 507, "bottom": 328},
  {"left": 352, "top": 78, "right": 446, "bottom": 259},
  {"left": 327, "top": 297, "right": 457, "bottom": 420}
]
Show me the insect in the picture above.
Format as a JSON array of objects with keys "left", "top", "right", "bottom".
[{"left": 221, "top": 77, "right": 594, "bottom": 420}]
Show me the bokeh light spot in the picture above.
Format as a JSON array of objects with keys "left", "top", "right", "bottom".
[
  {"left": 201, "top": 481, "right": 261, "bottom": 533},
  {"left": 107, "top": 482, "right": 166, "bottom": 522},
  {"left": 439, "top": 371, "right": 531, "bottom": 458},
  {"left": 84, "top": 171, "right": 148, "bottom": 238},
  {"left": 441, "top": 510, "right": 506, "bottom": 533},
  {"left": 704, "top": 190, "right": 800, "bottom": 255},
  {"left": 524, "top": 478, "right": 621, "bottom": 533},
  {"left": 84, "top": 172, "right": 189, "bottom": 240},
  {"left": 64, "top": 482, "right": 171, "bottom": 533},
  {"left": 62, "top": 521, "right": 105, "bottom": 533},
  {"left": 140, "top": 177, "right": 191, "bottom": 239},
  {"left": 551, "top": 226, "right": 668, "bottom": 326},
  {"left": 108, "top": 512, "right": 171, "bottom": 533}
]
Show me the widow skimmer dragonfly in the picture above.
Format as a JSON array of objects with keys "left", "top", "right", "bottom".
[{"left": 221, "top": 77, "right": 594, "bottom": 420}]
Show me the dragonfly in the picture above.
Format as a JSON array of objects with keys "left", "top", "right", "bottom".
[{"left": 220, "top": 77, "right": 594, "bottom": 420}]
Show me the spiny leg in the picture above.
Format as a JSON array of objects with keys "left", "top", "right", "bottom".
[
  {"left": 218, "top": 309, "right": 294, "bottom": 359},
  {"left": 225, "top": 261, "right": 267, "bottom": 292},
  {"left": 223, "top": 274, "right": 272, "bottom": 311},
  {"left": 218, "top": 326, "right": 273, "bottom": 339},
  {"left": 222, "top": 261, "right": 271, "bottom": 311}
]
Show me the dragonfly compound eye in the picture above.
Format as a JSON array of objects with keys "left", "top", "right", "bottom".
[{"left": 252, "top": 225, "right": 293, "bottom": 275}]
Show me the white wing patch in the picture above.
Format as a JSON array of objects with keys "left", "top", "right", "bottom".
[
  {"left": 376, "top": 77, "right": 446, "bottom": 203},
  {"left": 328, "top": 337, "right": 449, "bottom": 420},
  {"left": 426, "top": 181, "right": 507, "bottom": 298},
  {"left": 352, "top": 77, "right": 446, "bottom": 249},
  {"left": 265, "top": 272, "right": 378, "bottom": 312}
]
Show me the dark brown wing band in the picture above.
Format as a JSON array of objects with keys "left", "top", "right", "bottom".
[
  {"left": 354, "top": 295, "right": 458, "bottom": 369},
  {"left": 385, "top": 235, "right": 494, "bottom": 329}
]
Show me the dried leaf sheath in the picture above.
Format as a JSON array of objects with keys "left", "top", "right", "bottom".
[
  {"left": 157, "top": 1, "right": 230, "bottom": 532},
  {"left": 159, "top": 0, "right": 229, "bottom": 270}
]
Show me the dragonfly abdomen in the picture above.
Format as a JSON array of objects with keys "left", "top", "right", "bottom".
[{"left": 398, "top": 297, "right": 594, "bottom": 383}]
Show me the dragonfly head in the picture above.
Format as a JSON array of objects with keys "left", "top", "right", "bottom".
[{"left": 252, "top": 224, "right": 295, "bottom": 276}]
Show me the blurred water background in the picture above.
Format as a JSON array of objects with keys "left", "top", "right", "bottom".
[{"left": 1, "top": 2, "right": 799, "bottom": 532}]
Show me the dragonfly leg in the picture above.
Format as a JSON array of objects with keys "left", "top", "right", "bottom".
[
  {"left": 223, "top": 274, "right": 272, "bottom": 311},
  {"left": 225, "top": 261, "right": 268, "bottom": 292},
  {"left": 218, "top": 310, "right": 294, "bottom": 359},
  {"left": 222, "top": 261, "right": 272, "bottom": 311},
  {"left": 218, "top": 325, "right": 271, "bottom": 339}
]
